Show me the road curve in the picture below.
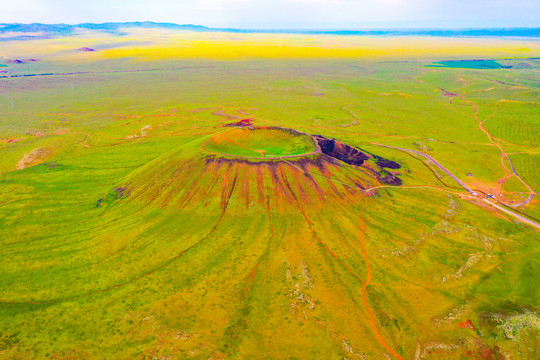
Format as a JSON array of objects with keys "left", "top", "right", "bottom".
[
  {"left": 371, "top": 143, "right": 540, "bottom": 231},
  {"left": 371, "top": 143, "right": 475, "bottom": 193}
]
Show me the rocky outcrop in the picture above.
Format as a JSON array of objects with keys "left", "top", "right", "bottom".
[
  {"left": 313, "top": 135, "right": 370, "bottom": 166},
  {"left": 313, "top": 134, "right": 402, "bottom": 186},
  {"left": 224, "top": 119, "right": 253, "bottom": 127}
]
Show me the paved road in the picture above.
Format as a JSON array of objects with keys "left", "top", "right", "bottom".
[
  {"left": 482, "top": 199, "right": 540, "bottom": 231},
  {"left": 372, "top": 143, "right": 475, "bottom": 193},
  {"left": 372, "top": 143, "right": 539, "bottom": 231}
]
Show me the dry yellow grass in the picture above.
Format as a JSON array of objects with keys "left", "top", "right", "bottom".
[
  {"left": 3, "top": 29, "right": 539, "bottom": 62},
  {"left": 99, "top": 32, "right": 540, "bottom": 60}
]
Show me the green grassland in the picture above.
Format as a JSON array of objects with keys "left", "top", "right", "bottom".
[
  {"left": 204, "top": 128, "right": 316, "bottom": 158},
  {"left": 0, "top": 33, "right": 539, "bottom": 359}
]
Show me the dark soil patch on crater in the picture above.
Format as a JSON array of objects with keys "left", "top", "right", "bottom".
[
  {"left": 375, "top": 157, "right": 401, "bottom": 169},
  {"left": 313, "top": 135, "right": 370, "bottom": 166},
  {"left": 96, "top": 187, "right": 131, "bottom": 208},
  {"left": 378, "top": 172, "right": 402, "bottom": 186},
  {"left": 313, "top": 134, "right": 402, "bottom": 186}
]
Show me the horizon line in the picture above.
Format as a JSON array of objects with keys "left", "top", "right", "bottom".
[{"left": 1, "top": 21, "right": 539, "bottom": 31}]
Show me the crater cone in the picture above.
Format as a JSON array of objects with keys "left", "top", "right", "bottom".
[
  {"left": 76, "top": 134, "right": 410, "bottom": 357},
  {"left": 4, "top": 131, "right": 418, "bottom": 358},
  {"left": 119, "top": 135, "right": 381, "bottom": 212}
]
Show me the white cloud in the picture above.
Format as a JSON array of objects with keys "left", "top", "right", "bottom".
[{"left": 0, "top": 0, "right": 537, "bottom": 28}]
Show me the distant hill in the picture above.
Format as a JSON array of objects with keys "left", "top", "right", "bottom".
[
  {"left": 0, "top": 22, "right": 538, "bottom": 38},
  {"left": 219, "top": 27, "right": 540, "bottom": 37},
  {"left": 0, "top": 22, "right": 208, "bottom": 34}
]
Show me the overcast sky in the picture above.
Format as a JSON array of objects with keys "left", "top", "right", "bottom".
[{"left": 1, "top": 0, "right": 538, "bottom": 29}]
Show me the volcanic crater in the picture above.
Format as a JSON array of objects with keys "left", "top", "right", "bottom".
[
  {"left": 203, "top": 126, "right": 319, "bottom": 159},
  {"left": 107, "top": 126, "right": 402, "bottom": 214},
  {"left": 203, "top": 125, "right": 402, "bottom": 186}
]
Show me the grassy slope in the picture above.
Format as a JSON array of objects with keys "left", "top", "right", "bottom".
[{"left": 0, "top": 34, "right": 539, "bottom": 359}]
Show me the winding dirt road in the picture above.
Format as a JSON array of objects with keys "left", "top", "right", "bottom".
[{"left": 452, "top": 91, "right": 535, "bottom": 207}]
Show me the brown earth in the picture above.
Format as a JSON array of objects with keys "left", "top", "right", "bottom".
[
  {"left": 224, "top": 119, "right": 254, "bottom": 127},
  {"left": 17, "top": 148, "right": 51, "bottom": 170},
  {"left": 378, "top": 173, "right": 402, "bottom": 186},
  {"left": 458, "top": 319, "right": 476, "bottom": 330},
  {"left": 1, "top": 137, "right": 24, "bottom": 143}
]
